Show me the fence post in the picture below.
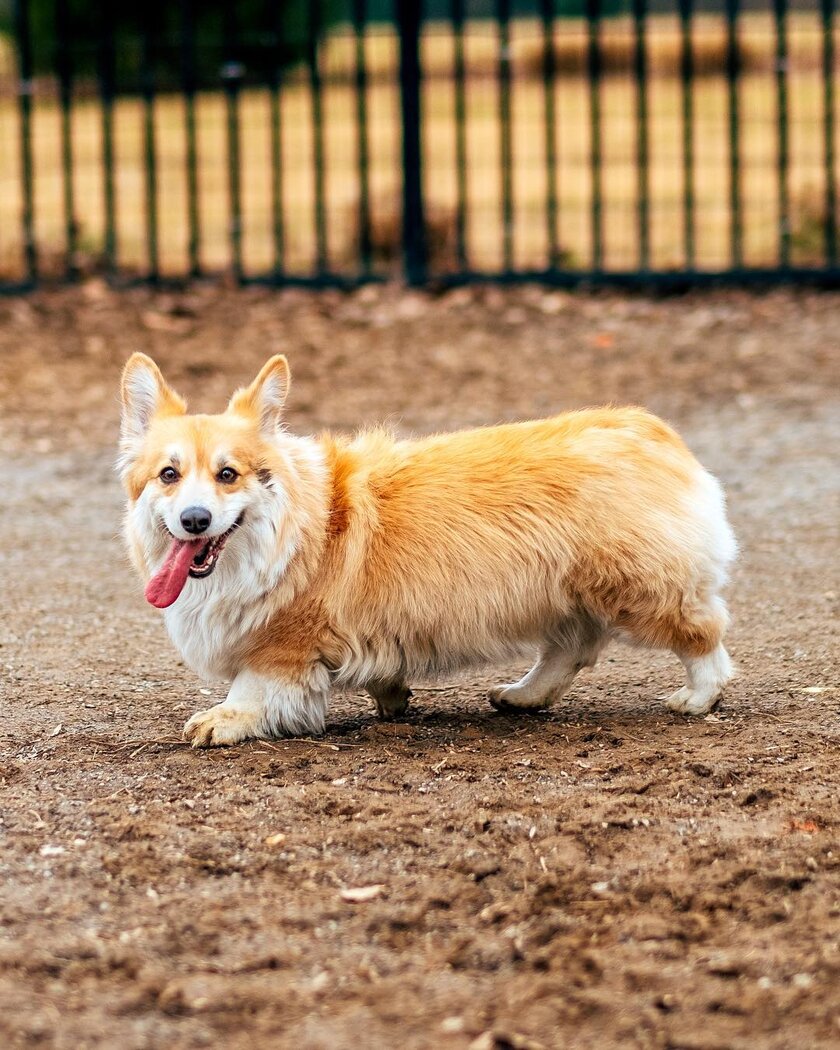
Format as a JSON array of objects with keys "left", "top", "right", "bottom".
[
  {"left": 180, "top": 0, "right": 201, "bottom": 278},
  {"left": 396, "top": 0, "right": 427, "bottom": 285},
  {"left": 821, "top": 0, "right": 837, "bottom": 267},
  {"left": 12, "top": 0, "right": 37, "bottom": 284},
  {"left": 97, "top": 2, "right": 117, "bottom": 276},
  {"left": 585, "top": 0, "right": 603, "bottom": 272},
  {"left": 222, "top": 4, "right": 244, "bottom": 283},
  {"left": 56, "top": 0, "right": 77, "bottom": 279}
]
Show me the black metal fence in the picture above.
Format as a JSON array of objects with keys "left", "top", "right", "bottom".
[{"left": 2, "top": 0, "right": 840, "bottom": 290}]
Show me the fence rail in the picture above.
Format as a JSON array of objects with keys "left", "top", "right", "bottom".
[{"left": 2, "top": 0, "right": 840, "bottom": 289}]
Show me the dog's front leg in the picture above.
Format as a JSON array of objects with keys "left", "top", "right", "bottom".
[{"left": 184, "top": 666, "right": 331, "bottom": 747}]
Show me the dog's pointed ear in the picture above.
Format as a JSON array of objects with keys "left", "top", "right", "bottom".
[
  {"left": 120, "top": 353, "right": 186, "bottom": 451},
  {"left": 227, "top": 355, "right": 290, "bottom": 435}
]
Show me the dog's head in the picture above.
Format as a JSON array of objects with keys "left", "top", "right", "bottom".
[{"left": 119, "top": 353, "right": 292, "bottom": 608}]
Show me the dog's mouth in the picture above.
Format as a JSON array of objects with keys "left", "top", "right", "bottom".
[
  {"left": 145, "top": 514, "right": 244, "bottom": 609},
  {"left": 188, "top": 515, "right": 243, "bottom": 579}
]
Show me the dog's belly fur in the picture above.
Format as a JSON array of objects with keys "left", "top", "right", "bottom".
[{"left": 329, "top": 622, "right": 550, "bottom": 690}]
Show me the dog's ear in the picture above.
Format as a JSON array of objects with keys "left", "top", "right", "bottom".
[
  {"left": 120, "top": 353, "right": 186, "bottom": 454},
  {"left": 227, "top": 355, "right": 290, "bottom": 435}
]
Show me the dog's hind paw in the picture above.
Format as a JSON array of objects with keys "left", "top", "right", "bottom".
[
  {"left": 665, "top": 686, "right": 720, "bottom": 716},
  {"left": 367, "top": 682, "right": 412, "bottom": 720},
  {"left": 183, "top": 704, "right": 262, "bottom": 748},
  {"left": 487, "top": 684, "right": 552, "bottom": 714}
]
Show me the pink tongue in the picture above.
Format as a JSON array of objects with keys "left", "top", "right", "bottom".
[{"left": 145, "top": 538, "right": 202, "bottom": 609}]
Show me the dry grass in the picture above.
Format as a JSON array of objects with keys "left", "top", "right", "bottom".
[
  {"left": 0, "top": 14, "right": 837, "bottom": 279},
  {"left": 789, "top": 187, "right": 837, "bottom": 264},
  {"left": 335, "top": 203, "right": 465, "bottom": 273}
]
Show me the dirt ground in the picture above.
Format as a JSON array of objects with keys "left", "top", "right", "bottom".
[{"left": 0, "top": 282, "right": 838, "bottom": 1050}]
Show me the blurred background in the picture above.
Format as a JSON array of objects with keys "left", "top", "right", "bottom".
[{"left": 0, "top": 0, "right": 838, "bottom": 287}]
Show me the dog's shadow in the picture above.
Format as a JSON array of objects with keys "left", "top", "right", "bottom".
[{"left": 317, "top": 688, "right": 697, "bottom": 756}]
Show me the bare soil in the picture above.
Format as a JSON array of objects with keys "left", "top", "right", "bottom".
[{"left": 0, "top": 282, "right": 838, "bottom": 1050}]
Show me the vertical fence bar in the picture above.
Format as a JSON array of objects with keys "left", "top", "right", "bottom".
[
  {"left": 632, "top": 0, "right": 650, "bottom": 270},
  {"left": 585, "top": 0, "right": 603, "bottom": 271},
  {"left": 222, "top": 5, "right": 244, "bottom": 282},
  {"left": 822, "top": 0, "right": 836, "bottom": 266},
  {"left": 55, "top": 0, "right": 76, "bottom": 278},
  {"left": 497, "top": 0, "right": 513, "bottom": 271},
  {"left": 97, "top": 1, "right": 116, "bottom": 275},
  {"left": 308, "top": 0, "right": 328, "bottom": 275},
  {"left": 678, "top": 0, "right": 695, "bottom": 269},
  {"left": 451, "top": 0, "right": 468, "bottom": 271},
  {"left": 353, "top": 0, "right": 372, "bottom": 276},
  {"left": 725, "top": 0, "right": 742, "bottom": 268},
  {"left": 140, "top": 7, "right": 159, "bottom": 281},
  {"left": 269, "top": 2, "right": 285, "bottom": 280},
  {"left": 540, "top": 0, "right": 559, "bottom": 269},
  {"left": 397, "top": 0, "right": 427, "bottom": 285},
  {"left": 13, "top": 0, "right": 37, "bottom": 283},
  {"left": 180, "top": 0, "right": 201, "bottom": 277},
  {"left": 774, "top": 0, "right": 790, "bottom": 267}
]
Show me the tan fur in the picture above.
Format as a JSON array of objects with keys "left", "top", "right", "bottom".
[
  {"left": 120, "top": 353, "right": 736, "bottom": 744},
  {"left": 251, "top": 416, "right": 721, "bottom": 668}
]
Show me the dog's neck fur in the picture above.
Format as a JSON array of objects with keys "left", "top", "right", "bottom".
[{"left": 160, "top": 434, "right": 331, "bottom": 681}]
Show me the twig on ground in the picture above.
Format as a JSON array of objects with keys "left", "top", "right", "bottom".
[
  {"left": 260, "top": 737, "right": 362, "bottom": 752},
  {"left": 71, "top": 734, "right": 189, "bottom": 751}
]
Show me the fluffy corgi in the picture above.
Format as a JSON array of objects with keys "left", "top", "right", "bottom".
[{"left": 119, "top": 352, "right": 737, "bottom": 746}]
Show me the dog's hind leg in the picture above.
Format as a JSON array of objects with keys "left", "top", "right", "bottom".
[
  {"left": 367, "top": 680, "right": 412, "bottom": 720},
  {"left": 489, "top": 619, "right": 605, "bottom": 713},
  {"left": 666, "top": 643, "right": 732, "bottom": 715},
  {"left": 624, "top": 591, "right": 733, "bottom": 716}
]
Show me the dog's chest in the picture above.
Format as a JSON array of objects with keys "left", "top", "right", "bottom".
[
  {"left": 164, "top": 587, "right": 253, "bottom": 680},
  {"left": 159, "top": 538, "right": 297, "bottom": 681}
]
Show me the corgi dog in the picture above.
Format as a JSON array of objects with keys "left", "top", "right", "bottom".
[{"left": 119, "top": 352, "right": 737, "bottom": 747}]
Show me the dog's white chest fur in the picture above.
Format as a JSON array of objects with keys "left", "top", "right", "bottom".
[
  {"left": 164, "top": 585, "right": 244, "bottom": 680},
  {"left": 162, "top": 522, "right": 295, "bottom": 681}
]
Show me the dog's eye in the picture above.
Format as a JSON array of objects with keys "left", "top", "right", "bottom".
[
  {"left": 159, "top": 467, "right": 179, "bottom": 485},
  {"left": 217, "top": 467, "right": 238, "bottom": 484}
]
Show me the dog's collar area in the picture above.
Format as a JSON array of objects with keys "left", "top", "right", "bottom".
[{"left": 187, "top": 513, "right": 244, "bottom": 579}]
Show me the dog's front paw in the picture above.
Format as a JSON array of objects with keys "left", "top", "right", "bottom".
[{"left": 183, "top": 704, "right": 262, "bottom": 748}]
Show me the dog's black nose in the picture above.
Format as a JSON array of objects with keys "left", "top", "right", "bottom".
[{"left": 180, "top": 506, "right": 212, "bottom": 535}]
